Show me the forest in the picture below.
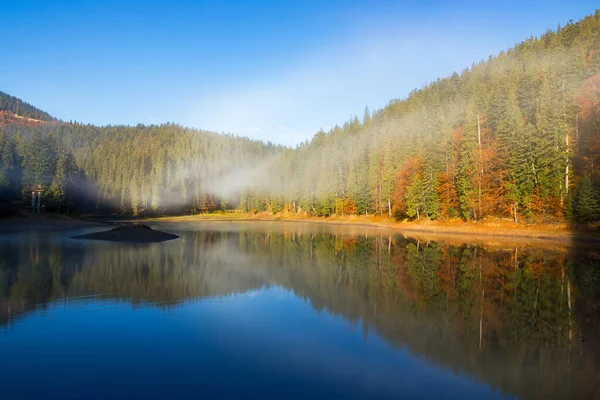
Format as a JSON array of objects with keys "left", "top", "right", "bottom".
[{"left": 0, "top": 11, "right": 599, "bottom": 224}]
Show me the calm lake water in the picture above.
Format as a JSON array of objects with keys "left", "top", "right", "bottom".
[{"left": 0, "top": 221, "right": 598, "bottom": 400}]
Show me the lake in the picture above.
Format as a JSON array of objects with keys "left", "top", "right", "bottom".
[{"left": 0, "top": 221, "right": 598, "bottom": 399}]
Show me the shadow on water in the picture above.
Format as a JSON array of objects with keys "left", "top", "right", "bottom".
[{"left": 0, "top": 222, "right": 599, "bottom": 399}]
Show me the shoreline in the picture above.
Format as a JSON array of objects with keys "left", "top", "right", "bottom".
[
  {"left": 2, "top": 211, "right": 598, "bottom": 245},
  {"left": 0, "top": 212, "right": 105, "bottom": 232},
  {"left": 139, "top": 213, "right": 600, "bottom": 244}
]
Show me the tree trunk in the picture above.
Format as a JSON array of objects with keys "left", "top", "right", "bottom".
[
  {"left": 477, "top": 114, "right": 483, "bottom": 218},
  {"left": 379, "top": 177, "right": 383, "bottom": 215},
  {"left": 565, "top": 128, "right": 569, "bottom": 198},
  {"left": 563, "top": 80, "right": 570, "bottom": 201}
]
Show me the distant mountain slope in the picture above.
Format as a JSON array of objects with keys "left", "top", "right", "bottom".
[{"left": 0, "top": 90, "right": 55, "bottom": 122}]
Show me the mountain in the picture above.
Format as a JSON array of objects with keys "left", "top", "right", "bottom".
[
  {"left": 0, "top": 10, "right": 599, "bottom": 223},
  {"left": 0, "top": 90, "right": 56, "bottom": 125}
]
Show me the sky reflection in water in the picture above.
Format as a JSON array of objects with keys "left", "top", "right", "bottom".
[{"left": 0, "top": 222, "right": 597, "bottom": 400}]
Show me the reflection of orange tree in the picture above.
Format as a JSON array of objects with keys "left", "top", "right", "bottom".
[{"left": 391, "top": 157, "right": 422, "bottom": 218}]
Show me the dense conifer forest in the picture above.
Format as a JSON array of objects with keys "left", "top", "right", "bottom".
[
  {"left": 1, "top": 11, "right": 599, "bottom": 223},
  {"left": 0, "top": 90, "right": 56, "bottom": 122}
]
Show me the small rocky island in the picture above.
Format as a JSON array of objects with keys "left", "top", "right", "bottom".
[{"left": 72, "top": 224, "right": 179, "bottom": 243}]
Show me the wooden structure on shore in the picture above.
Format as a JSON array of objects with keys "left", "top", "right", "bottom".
[{"left": 31, "top": 185, "right": 44, "bottom": 214}]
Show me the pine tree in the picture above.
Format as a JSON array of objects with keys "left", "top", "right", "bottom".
[
  {"left": 350, "top": 148, "right": 371, "bottom": 215},
  {"left": 456, "top": 125, "right": 477, "bottom": 220},
  {"left": 0, "top": 132, "right": 15, "bottom": 190},
  {"left": 405, "top": 168, "right": 441, "bottom": 221},
  {"left": 497, "top": 88, "right": 535, "bottom": 221},
  {"left": 405, "top": 174, "right": 423, "bottom": 220},
  {"left": 574, "top": 175, "right": 600, "bottom": 222},
  {"left": 363, "top": 106, "right": 371, "bottom": 127},
  {"left": 47, "top": 152, "right": 72, "bottom": 210}
]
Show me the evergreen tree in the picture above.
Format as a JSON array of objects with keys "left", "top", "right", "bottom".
[
  {"left": 47, "top": 151, "right": 74, "bottom": 211},
  {"left": 574, "top": 175, "right": 600, "bottom": 222},
  {"left": 363, "top": 106, "right": 371, "bottom": 127},
  {"left": 456, "top": 125, "right": 477, "bottom": 220},
  {"left": 405, "top": 174, "right": 423, "bottom": 220}
]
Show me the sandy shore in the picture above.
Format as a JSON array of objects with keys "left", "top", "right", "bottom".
[
  {"left": 2, "top": 211, "right": 597, "bottom": 246},
  {"left": 140, "top": 213, "right": 600, "bottom": 245}
]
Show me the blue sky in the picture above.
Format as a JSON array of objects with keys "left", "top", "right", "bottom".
[{"left": 0, "top": 0, "right": 597, "bottom": 146}]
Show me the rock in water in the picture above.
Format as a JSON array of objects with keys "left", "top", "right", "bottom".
[{"left": 72, "top": 224, "right": 179, "bottom": 242}]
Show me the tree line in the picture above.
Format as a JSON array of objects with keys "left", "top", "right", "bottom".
[
  {"left": 0, "top": 11, "right": 599, "bottom": 223},
  {"left": 0, "top": 123, "right": 282, "bottom": 214}
]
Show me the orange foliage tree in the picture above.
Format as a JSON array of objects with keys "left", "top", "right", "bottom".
[{"left": 391, "top": 157, "right": 422, "bottom": 217}]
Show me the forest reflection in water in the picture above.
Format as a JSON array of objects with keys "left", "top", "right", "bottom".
[{"left": 0, "top": 222, "right": 599, "bottom": 400}]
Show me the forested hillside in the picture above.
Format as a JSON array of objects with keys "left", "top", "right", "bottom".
[
  {"left": 0, "top": 11, "right": 599, "bottom": 223},
  {"left": 263, "top": 11, "right": 600, "bottom": 223},
  {"left": 0, "top": 122, "right": 282, "bottom": 214},
  {"left": 0, "top": 91, "right": 55, "bottom": 122}
]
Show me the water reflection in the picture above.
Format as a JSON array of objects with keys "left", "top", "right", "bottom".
[{"left": 0, "top": 222, "right": 598, "bottom": 399}]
